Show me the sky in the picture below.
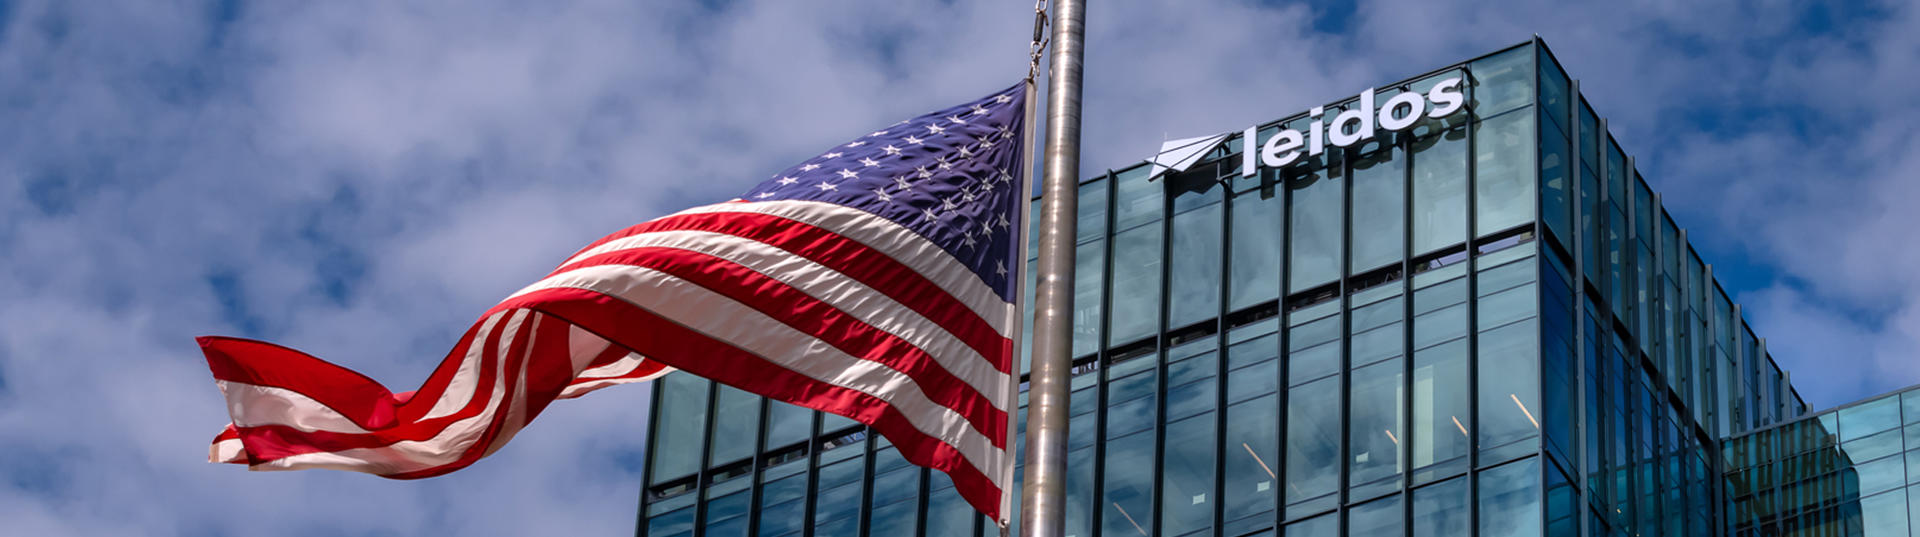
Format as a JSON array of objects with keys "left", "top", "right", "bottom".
[{"left": 1, "top": 0, "right": 1916, "bottom": 534}]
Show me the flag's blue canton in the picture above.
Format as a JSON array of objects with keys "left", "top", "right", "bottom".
[{"left": 743, "top": 84, "right": 1027, "bottom": 302}]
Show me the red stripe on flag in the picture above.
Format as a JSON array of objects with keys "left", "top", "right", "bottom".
[
  {"left": 531, "top": 246, "right": 1007, "bottom": 443},
  {"left": 550, "top": 211, "right": 1010, "bottom": 372},
  {"left": 506, "top": 286, "right": 1005, "bottom": 517}
]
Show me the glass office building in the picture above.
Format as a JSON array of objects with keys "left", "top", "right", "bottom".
[
  {"left": 1724, "top": 386, "right": 1920, "bottom": 537},
  {"left": 635, "top": 39, "right": 1827, "bottom": 537}
]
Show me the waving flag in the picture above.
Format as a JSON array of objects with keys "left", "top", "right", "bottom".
[{"left": 201, "top": 83, "right": 1029, "bottom": 522}]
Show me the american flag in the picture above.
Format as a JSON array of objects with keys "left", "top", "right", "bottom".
[{"left": 200, "top": 83, "right": 1028, "bottom": 523}]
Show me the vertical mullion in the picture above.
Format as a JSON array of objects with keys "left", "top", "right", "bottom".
[
  {"left": 1336, "top": 132, "right": 1354, "bottom": 536},
  {"left": 1568, "top": 79, "right": 1592, "bottom": 537},
  {"left": 1151, "top": 166, "right": 1175, "bottom": 536},
  {"left": 1529, "top": 37, "right": 1548, "bottom": 537},
  {"left": 638, "top": 375, "right": 666, "bottom": 537},
  {"left": 693, "top": 381, "right": 719, "bottom": 537},
  {"left": 856, "top": 431, "right": 875, "bottom": 537},
  {"left": 801, "top": 411, "right": 823, "bottom": 537},
  {"left": 747, "top": 397, "right": 770, "bottom": 537},
  {"left": 1464, "top": 49, "right": 1485, "bottom": 537},
  {"left": 1274, "top": 163, "right": 1293, "bottom": 534},
  {"left": 1402, "top": 114, "right": 1422, "bottom": 533},
  {"left": 1089, "top": 169, "right": 1119, "bottom": 537},
  {"left": 1214, "top": 164, "right": 1236, "bottom": 537}
]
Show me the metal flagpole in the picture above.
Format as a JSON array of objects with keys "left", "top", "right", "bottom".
[
  {"left": 1001, "top": 2, "right": 1048, "bottom": 535},
  {"left": 1020, "top": 0, "right": 1084, "bottom": 535}
]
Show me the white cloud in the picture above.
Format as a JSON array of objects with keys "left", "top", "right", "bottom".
[{"left": 3, "top": 0, "right": 1919, "bottom": 534}]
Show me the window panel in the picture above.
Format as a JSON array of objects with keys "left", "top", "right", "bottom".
[
  {"left": 1470, "top": 45, "right": 1534, "bottom": 118},
  {"left": 650, "top": 373, "right": 710, "bottom": 484},
  {"left": 1163, "top": 415, "right": 1218, "bottom": 535},
  {"left": 1350, "top": 494, "right": 1405, "bottom": 537},
  {"left": 1109, "top": 224, "right": 1164, "bottom": 344},
  {"left": 1412, "top": 127, "right": 1469, "bottom": 255},
  {"left": 1350, "top": 357, "right": 1406, "bottom": 493},
  {"left": 1475, "top": 110, "right": 1537, "bottom": 236},
  {"left": 1171, "top": 199, "right": 1225, "bottom": 328},
  {"left": 1224, "top": 395, "right": 1279, "bottom": 530},
  {"left": 1078, "top": 177, "right": 1109, "bottom": 244},
  {"left": 1415, "top": 477, "right": 1472, "bottom": 537},
  {"left": 709, "top": 385, "right": 760, "bottom": 465},
  {"left": 1104, "top": 430, "right": 1156, "bottom": 537},
  {"left": 1844, "top": 396, "right": 1903, "bottom": 441},
  {"left": 1540, "top": 108, "right": 1572, "bottom": 247},
  {"left": 1230, "top": 187, "right": 1284, "bottom": 310},
  {"left": 1288, "top": 165, "right": 1344, "bottom": 292},
  {"left": 1351, "top": 141, "right": 1405, "bottom": 273},
  {"left": 1480, "top": 319, "right": 1542, "bottom": 455},
  {"left": 1114, "top": 166, "right": 1161, "bottom": 232},
  {"left": 1074, "top": 238, "right": 1105, "bottom": 357},
  {"left": 1414, "top": 339, "right": 1471, "bottom": 480},
  {"left": 1287, "top": 376, "right": 1341, "bottom": 504},
  {"left": 1480, "top": 457, "right": 1544, "bottom": 537}
]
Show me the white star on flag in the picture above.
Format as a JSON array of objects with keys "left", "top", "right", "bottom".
[
  {"left": 860, "top": 157, "right": 881, "bottom": 167},
  {"left": 836, "top": 169, "right": 859, "bottom": 179},
  {"left": 815, "top": 181, "right": 837, "bottom": 191},
  {"left": 883, "top": 145, "right": 903, "bottom": 156},
  {"left": 905, "top": 135, "right": 925, "bottom": 145}
]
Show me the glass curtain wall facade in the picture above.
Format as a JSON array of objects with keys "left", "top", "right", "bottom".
[
  {"left": 637, "top": 39, "right": 1815, "bottom": 537},
  {"left": 1724, "top": 386, "right": 1920, "bottom": 537}
]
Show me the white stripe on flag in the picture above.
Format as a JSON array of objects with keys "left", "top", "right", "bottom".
[
  {"left": 520, "top": 229, "right": 1009, "bottom": 407},
  {"left": 519, "top": 263, "right": 1006, "bottom": 487}
]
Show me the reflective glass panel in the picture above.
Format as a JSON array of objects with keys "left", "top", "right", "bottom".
[
  {"left": 650, "top": 373, "right": 710, "bottom": 483},
  {"left": 1109, "top": 224, "right": 1164, "bottom": 344},
  {"left": 1480, "top": 457, "right": 1543, "bottom": 537},
  {"left": 1171, "top": 197, "right": 1224, "bottom": 328},
  {"left": 1350, "top": 357, "right": 1406, "bottom": 492},
  {"left": 709, "top": 385, "right": 760, "bottom": 465},
  {"left": 1287, "top": 376, "right": 1341, "bottom": 504},
  {"left": 1163, "top": 414, "right": 1218, "bottom": 535},
  {"left": 1470, "top": 45, "right": 1534, "bottom": 118},
  {"left": 1414, "top": 338, "right": 1471, "bottom": 479},
  {"left": 1351, "top": 141, "right": 1405, "bottom": 273},
  {"left": 1225, "top": 395, "right": 1280, "bottom": 531},
  {"left": 1288, "top": 165, "right": 1343, "bottom": 292},
  {"left": 1474, "top": 111, "right": 1536, "bottom": 236},
  {"left": 1104, "top": 430, "right": 1156, "bottom": 536},
  {"left": 1415, "top": 477, "right": 1471, "bottom": 537},
  {"left": 1230, "top": 188, "right": 1284, "bottom": 310},
  {"left": 1351, "top": 494, "right": 1405, "bottom": 537},
  {"left": 1412, "top": 127, "right": 1468, "bottom": 255}
]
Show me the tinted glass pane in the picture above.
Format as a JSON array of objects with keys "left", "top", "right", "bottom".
[
  {"left": 1540, "top": 109, "right": 1572, "bottom": 247},
  {"left": 1845, "top": 397, "right": 1904, "bottom": 441},
  {"left": 1114, "top": 166, "right": 1161, "bottom": 231},
  {"left": 1470, "top": 45, "right": 1533, "bottom": 118},
  {"left": 1230, "top": 188, "right": 1284, "bottom": 310},
  {"left": 1289, "top": 166, "right": 1343, "bottom": 292},
  {"left": 764, "top": 401, "right": 811, "bottom": 450},
  {"left": 1415, "top": 477, "right": 1471, "bottom": 537},
  {"left": 709, "top": 386, "right": 760, "bottom": 464},
  {"left": 1480, "top": 319, "right": 1541, "bottom": 454},
  {"left": 1475, "top": 111, "right": 1536, "bottom": 236},
  {"left": 1286, "top": 512, "right": 1337, "bottom": 537},
  {"left": 1078, "top": 178, "right": 1109, "bottom": 243},
  {"left": 1351, "top": 142, "right": 1405, "bottom": 273},
  {"left": 1351, "top": 358, "right": 1406, "bottom": 492},
  {"left": 1110, "top": 224, "right": 1163, "bottom": 344},
  {"left": 1414, "top": 339, "right": 1471, "bottom": 477},
  {"left": 1074, "top": 238, "right": 1105, "bottom": 356},
  {"left": 1225, "top": 395, "right": 1280, "bottom": 528},
  {"left": 1412, "top": 127, "right": 1468, "bottom": 255},
  {"left": 1351, "top": 494, "right": 1405, "bottom": 537},
  {"left": 1287, "top": 376, "right": 1340, "bottom": 504},
  {"left": 1171, "top": 201, "right": 1224, "bottom": 327},
  {"left": 1163, "top": 415, "right": 1218, "bottom": 535},
  {"left": 650, "top": 373, "right": 710, "bottom": 483},
  {"left": 1480, "top": 457, "right": 1543, "bottom": 537},
  {"left": 1104, "top": 430, "right": 1156, "bottom": 536}
]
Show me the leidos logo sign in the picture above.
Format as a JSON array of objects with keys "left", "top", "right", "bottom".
[{"left": 1148, "top": 76, "right": 1466, "bottom": 179}]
